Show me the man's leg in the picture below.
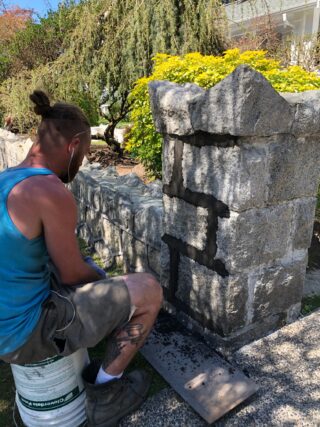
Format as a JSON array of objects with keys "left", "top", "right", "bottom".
[
  {"left": 82, "top": 272, "right": 163, "bottom": 427},
  {"left": 102, "top": 272, "right": 163, "bottom": 375}
]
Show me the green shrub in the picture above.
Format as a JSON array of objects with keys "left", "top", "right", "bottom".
[
  {"left": 126, "top": 49, "right": 320, "bottom": 177},
  {"left": 0, "top": 58, "right": 100, "bottom": 132}
]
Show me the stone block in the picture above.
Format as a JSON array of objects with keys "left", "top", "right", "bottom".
[
  {"left": 69, "top": 177, "right": 80, "bottom": 199},
  {"left": 76, "top": 201, "right": 87, "bottom": 224},
  {"left": 97, "top": 184, "right": 117, "bottom": 219},
  {"left": 286, "top": 302, "right": 301, "bottom": 323},
  {"left": 134, "top": 204, "right": 163, "bottom": 249},
  {"left": 92, "top": 240, "right": 115, "bottom": 268},
  {"left": 162, "top": 136, "right": 175, "bottom": 186},
  {"left": 0, "top": 140, "right": 7, "bottom": 170},
  {"left": 146, "top": 180, "right": 163, "bottom": 198},
  {"left": 117, "top": 172, "right": 143, "bottom": 188},
  {"left": 148, "top": 80, "right": 205, "bottom": 135},
  {"left": 251, "top": 256, "right": 307, "bottom": 322},
  {"left": 116, "top": 196, "right": 134, "bottom": 230},
  {"left": 86, "top": 183, "right": 101, "bottom": 207},
  {"left": 100, "top": 217, "right": 122, "bottom": 254},
  {"left": 121, "top": 232, "right": 148, "bottom": 273},
  {"left": 182, "top": 140, "right": 269, "bottom": 211},
  {"left": 175, "top": 251, "right": 306, "bottom": 343},
  {"left": 1, "top": 136, "right": 33, "bottom": 168},
  {"left": 176, "top": 256, "right": 248, "bottom": 336},
  {"left": 0, "top": 129, "right": 21, "bottom": 141},
  {"left": 78, "top": 223, "right": 91, "bottom": 243},
  {"left": 282, "top": 90, "right": 320, "bottom": 136},
  {"left": 113, "top": 193, "right": 134, "bottom": 231},
  {"left": 292, "top": 198, "right": 317, "bottom": 250},
  {"left": 267, "top": 135, "right": 320, "bottom": 203},
  {"left": 193, "top": 65, "right": 294, "bottom": 137},
  {"left": 147, "top": 246, "right": 161, "bottom": 276},
  {"left": 85, "top": 209, "right": 103, "bottom": 242},
  {"left": 163, "top": 195, "right": 208, "bottom": 251},
  {"left": 216, "top": 204, "right": 293, "bottom": 273},
  {"left": 74, "top": 170, "right": 101, "bottom": 205},
  {"left": 160, "top": 241, "right": 171, "bottom": 290}
]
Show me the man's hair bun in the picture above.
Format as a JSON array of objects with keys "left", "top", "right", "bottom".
[{"left": 30, "top": 90, "right": 52, "bottom": 117}]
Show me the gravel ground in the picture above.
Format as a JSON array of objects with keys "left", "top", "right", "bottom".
[
  {"left": 121, "top": 309, "right": 320, "bottom": 427},
  {"left": 120, "top": 388, "right": 206, "bottom": 427}
]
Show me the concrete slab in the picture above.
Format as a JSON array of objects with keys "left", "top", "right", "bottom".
[{"left": 140, "top": 313, "right": 258, "bottom": 424}]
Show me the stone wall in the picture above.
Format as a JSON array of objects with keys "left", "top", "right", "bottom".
[
  {"left": 0, "top": 129, "right": 163, "bottom": 276},
  {"left": 69, "top": 164, "right": 163, "bottom": 275},
  {"left": 0, "top": 130, "right": 33, "bottom": 168},
  {"left": 150, "top": 65, "right": 320, "bottom": 352}
]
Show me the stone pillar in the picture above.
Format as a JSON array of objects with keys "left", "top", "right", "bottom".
[{"left": 149, "top": 65, "right": 320, "bottom": 351}]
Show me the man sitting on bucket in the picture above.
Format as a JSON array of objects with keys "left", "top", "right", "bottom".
[{"left": 0, "top": 91, "right": 163, "bottom": 426}]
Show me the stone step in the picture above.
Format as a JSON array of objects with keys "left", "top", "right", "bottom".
[{"left": 141, "top": 313, "right": 258, "bottom": 424}]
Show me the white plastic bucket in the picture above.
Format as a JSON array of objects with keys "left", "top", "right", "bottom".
[{"left": 11, "top": 348, "right": 89, "bottom": 427}]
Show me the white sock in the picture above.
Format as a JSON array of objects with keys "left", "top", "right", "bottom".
[{"left": 95, "top": 365, "right": 123, "bottom": 385}]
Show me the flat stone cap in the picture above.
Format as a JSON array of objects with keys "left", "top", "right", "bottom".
[{"left": 149, "top": 65, "right": 320, "bottom": 137}]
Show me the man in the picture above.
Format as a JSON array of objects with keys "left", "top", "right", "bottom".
[{"left": 0, "top": 91, "right": 163, "bottom": 426}]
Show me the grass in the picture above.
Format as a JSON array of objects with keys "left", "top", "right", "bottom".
[
  {"left": 0, "top": 362, "right": 16, "bottom": 427},
  {"left": 0, "top": 239, "right": 167, "bottom": 426},
  {"left": 301, "top": 295, "right": 320, "bottom": 316},
  {"left": 91, "top": 139, "right": 106, "bottom": 146}
]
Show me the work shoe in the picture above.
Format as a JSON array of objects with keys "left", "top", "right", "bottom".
[{"left": 82, "top": 360, "right": 151, "bottom": 427}]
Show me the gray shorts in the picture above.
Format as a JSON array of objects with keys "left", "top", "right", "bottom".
[{"left": 1, "top": 276, "right": 131, "bottom": 365}]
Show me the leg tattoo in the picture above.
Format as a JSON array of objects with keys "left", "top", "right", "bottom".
[{"left": 103, "top": 323, "right": 145, "bottom": 370}]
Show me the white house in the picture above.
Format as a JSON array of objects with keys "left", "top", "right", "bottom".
[{"left": 224, "top": 0, "right": 320, "bottom": 40}]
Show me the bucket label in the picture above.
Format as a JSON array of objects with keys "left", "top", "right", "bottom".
[
  {"left": 11, "top": 354, "right": 85, "bottom": 412},
  {"left": 23, "top": 355, "right": 63, "bottom": 368},
  {"left": 18, "top": 387, "right": 83, "bottom": 411}
]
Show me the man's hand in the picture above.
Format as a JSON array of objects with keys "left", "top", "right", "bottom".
[{"left": 84, "top": 256, "right": 107, "bottom": 279}]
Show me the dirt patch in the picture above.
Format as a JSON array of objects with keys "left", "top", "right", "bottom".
[{"left": 88, "top": 144, "right": 148, "bottom": 182}]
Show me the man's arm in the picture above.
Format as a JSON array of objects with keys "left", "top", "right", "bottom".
[{"left": 38, "top": 179, "right": 102, "bottom": 286}]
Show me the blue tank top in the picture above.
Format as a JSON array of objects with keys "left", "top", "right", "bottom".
[{"left": 0, "top": 167, "right": 53, "bottom": 355}]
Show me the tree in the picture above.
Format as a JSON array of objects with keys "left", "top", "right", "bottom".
[
  {"left": 8, "top": 4, "right": 77, "bottom": 73},
  {"left": 0, "top": 6, "right": 32, "bottom": 42},
  {"left": 0, "top": 6, "right": 32, "bottom": 84},
  {"left": 58, "top": 0, "right": 228, "bottom": 146},
  {"left": 0, "top": 0, "right": 228, "bottom": 138}
]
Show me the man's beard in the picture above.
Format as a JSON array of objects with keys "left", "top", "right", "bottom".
[{"left": 59, "top": 153, "right": 80, "bottom": 183}]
